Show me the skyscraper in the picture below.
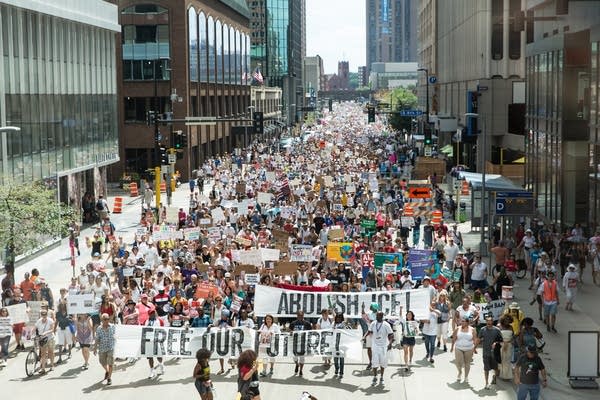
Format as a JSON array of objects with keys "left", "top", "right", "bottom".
[
  {"left": 366, "top": 0, "right": 417, "bottom": 74},
  {"left": 248, "top": 0, "right": 306, "bottom": 124}
]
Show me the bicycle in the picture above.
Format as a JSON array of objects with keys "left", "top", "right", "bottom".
[{"left": 25, "top": 336, "right": 42, "bottom": 377}]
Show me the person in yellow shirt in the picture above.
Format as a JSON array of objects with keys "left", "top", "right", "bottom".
[
  {"left": 503, "top": 302, "right": 524, "bottom": 335},
  {"left": 341, "top": 193, "right": 348, "bottom": 208}
]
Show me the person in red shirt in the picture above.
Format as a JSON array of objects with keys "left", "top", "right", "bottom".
[
  {"left": 237, "top": 349, "right": 261, "bottom": 400},
  {"left": 20, "top": 272, "right": 34, "bottom": 302}
]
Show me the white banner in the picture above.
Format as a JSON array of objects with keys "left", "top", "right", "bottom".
[
  {"left": 233, "top": 249, "right": 263, "bottom": 267},
  {"left": 113, "top": 326, "right": 363, "bottom": 361},
  {"left": 254, "top": 285, "right": 431, "bottom": 320},
  {"left": 477, "top": 299, "right": 507, "bottom": 323},
  {"left": 67, "top": 293, "right": 96, "bottom": 314},
  {"left": 27, "top": 301, "right": 43, "bottom": 324},
  {"left": 0, "top": 317, "right": 11, "bottom": 337},
  {"left": 5, "top": 302, "right": 28, "bottom": 324},
  {"left": 289, "top": 244, "right": 313, "bottom": 262},
  {"left": 260, "top": 248, "right": 281, "bottom": 262}
]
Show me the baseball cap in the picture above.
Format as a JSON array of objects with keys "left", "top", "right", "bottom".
[{"left": 224, "top": 272, "right": 231, "bottom": 278}]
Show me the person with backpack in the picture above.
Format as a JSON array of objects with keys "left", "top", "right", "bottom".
[
  {"left": 96, "top": 195, "right": 109, "bottom": 220},
  {"left": 517, "top": 318, "right": 544, "bottom": 356}
]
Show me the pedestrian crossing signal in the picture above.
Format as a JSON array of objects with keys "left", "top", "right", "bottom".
[{"left": 368, "top": 107, "right": 375, "bottom": 123}]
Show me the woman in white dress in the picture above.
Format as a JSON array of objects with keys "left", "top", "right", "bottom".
[
  {"left": 258, "top": 314, "right": 280, "bottom": 377},
  {"left": 498, "top": 314, "right": 514, "bottom": 380}
]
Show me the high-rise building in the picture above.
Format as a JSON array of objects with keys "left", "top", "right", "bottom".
[
  {"left": 417, "top": 0, "right": 526, "bottom": 176},
  {"left": 366, "top": 0, "right": 417, "bottom": 74},
  {"left": 304, "top": 55, "right": 325, "bottom": 93},
  {"left": 248, "top": 0, "right": 306, "bottom": 125},
  {"left": 358, "top": 66, "right": 368, "bottom": 87},
  {"left": 0, "top": 0, "right": 119, "bottom": 209},
  {"left": 114, "top": 1, "right": 251, "bottom": 179},
  {"left": 523, "top": 0, "right": 600, "bottom": 227}
]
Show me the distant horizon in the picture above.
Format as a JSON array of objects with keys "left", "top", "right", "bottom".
[{"left": 306, "top": 0, "right": 366, "bottom": 74}]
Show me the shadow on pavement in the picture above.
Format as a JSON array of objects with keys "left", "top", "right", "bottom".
[
  {"left": 85, "top": 376, "right": 191, "bottom": 392},
  {"left": 246, "top": 375, "right": 360, "bottom": 392}
]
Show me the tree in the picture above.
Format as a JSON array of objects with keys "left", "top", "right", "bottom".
[
  {"left": 385, "top": 87, "right": 418, "bottom": 133},
  {"left": 0, "top": 180, "right": 76, "bottom": 274}
]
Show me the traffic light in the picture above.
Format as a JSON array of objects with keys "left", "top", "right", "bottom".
[
  {"left": 174, "top": 132, "right": 188, "bottom": 149},
  {"left": 328, "top": 98, "right": 333, "bottom": 112},
  {"left": 147, "top": 111, "right": 156, "bottom": 126},
  {"left": 367, "top": 107, "right": 375, "bottom": 123},
  {"left": 424, "top": 128, "right": 432, "bottom": 145},
  {"left": 159, "top": 146, "right": 168, "bottom": 165},
  {"left": 253, "top": 111, "right": 264, "bottom": 135}
]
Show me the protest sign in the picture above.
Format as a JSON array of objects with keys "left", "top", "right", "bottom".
[
  {"left": 254, "top": 285, "right": 430, "bottom": 320},
  {"left": 122, "top": 266, "right": 134, "bottom": 277},
  {"left": 198, "top": 218, "right": 212, "bottom": 226},
  {"left": 323, "top": 176, "right": 334, "bottom": 187},
  {"left": 220, "top": 199, "right": 238, "bottom": 209},
  {"left": 257, "top": 192, "right": 272, "bottom": 205},
  {"left": 374, "top": 252, "right": 403, "bottom": 269},
  {"left": 346, "top": 184, "right": 356, "bottom": 193},
  {"left": 477, "top": 299, "right": 507, "bottom": 323},
  {"left": 326, "top": 242, "right": 355, "bottom": 262},
  {"left": 234, "top": 237, "right": 253, "bottom": 248},
  {"left": 361, "top": 252, "right": 374, "bottom": 268},
  {"left": 230, "top": 295, "right": 243, "bottom": 314},
  {"left": 289, "top": 244, "right": 313, "bottom": 262},
  {"left": 27, "top": 301, "right": 43, "bottom": 324},
  {"left": 236, "top": 183, "right": 246, "bottom": 195},
  {"left": 280, "top": 207, "right": 295, "bottom": 219},
  {"left": 211, "top": 208, "right": 226, "bottom": 222},
  {"left": 165, "top": 207, "right": 179, "bottom": 224},
  {"left": 245, "top": 273, "right": 259, "bottom": 286},
  {"left": 265, "top": 171, "right": 276, "bottom": 182},
  {"left": 260, "top": 248, "right": 281, "bottom": 262},
  {"left": 5, "top": 302, "right": 28, "bottom": 324},
  {"left": 401, "top": 217, "right": 415, "bottom": 227},
  {"left": 183, "top": 227, "right": 201, "bottom": 241},
  {"left": 0, "top": 317, "right": 12, "bottom": 337},
  {"left": 274, "top": 261, "right": 298, "bottom": 275},
  {"left": 235, "top": 249, "right": 263, "bottom": 267},
  {"left": 113, "top": 325, "right": 363, "bottom": 361},
  {"left": 195, "top": 284, "right": 219, "bottom": 300},
  {"left": 332, "top": 204, "right": 343, "bottom": 212},
  {"left": 235, "top": 264, "right": 258, "bottom": 273},
  {"left": 272, "top": 229, "right": 289, "bottom": 243},
  {"left": 406, "top": 249, "right": 436, "bottom": 279},
  {"left": 327, "top": 228, "right": 345, "bottom": 241},
  {"left": 440, "top": 268, "right": 462, "bottom": 282},
  {"left": 360, "top": 219, "right": 376, "bottom": 231},
  {"left": 207, "top": 227, "right": 222, "bottom": 242},
  {"left": 66, "top": 293, "right": 96, "bottom": 314},
  {"left": 382, "top": 263, "right": 397, "bottom": 275},
  {"left": 136, "top": 228, "right": 148, "bottom": 237}
]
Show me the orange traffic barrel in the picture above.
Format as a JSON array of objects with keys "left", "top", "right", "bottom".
[
  {"left": 113, "top": 197, "right": 123, "bottom": 213},
  {"left": 129, "top": 182, "right": 139, "bottom": 197},
  {"left": 461, "top": 180, "right": 469, "bottom": 196},
  {"left": 403, "top": 203, "right": 414, "bottom": 217},
  {"left": 432, "top": 209, "right": 443, "bottom": 224},
  {"left": 160, "top": 181, "right": 167, "bottom": 193}
]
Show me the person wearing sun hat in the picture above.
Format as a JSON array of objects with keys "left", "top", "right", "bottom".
[{"left": 562, "top": 263, "right": 579, "bottom": 311}]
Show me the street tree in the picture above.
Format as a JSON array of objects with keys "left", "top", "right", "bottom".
[
  {"left": 0, "top": 180, "right": 76, "bottom": 274},
  {"left": 382, "top": 87, "right": 418, "bottom": 133}
]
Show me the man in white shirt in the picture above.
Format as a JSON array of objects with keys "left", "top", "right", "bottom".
[
  {"left": 312, "top": 272, "right": 330, "bottom": 288},
  {"left": 367, "top": 311, "right": 394, "bottom": 386},
  {"left": 470, "top": 254, "right": 488, "bottom": 290},
  {"left": 443, "top": 238, "right": 460, "bottom": 269}
]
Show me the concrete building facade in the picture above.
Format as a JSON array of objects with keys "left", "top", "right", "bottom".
[{"left": 418, "top": 0, "right": 527, "bottom": 175}]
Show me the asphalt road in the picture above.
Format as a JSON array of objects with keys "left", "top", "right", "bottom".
[{"left": 1, "top": 183, "right": 599, "bottom": 399}]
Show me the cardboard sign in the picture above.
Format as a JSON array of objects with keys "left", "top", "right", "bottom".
[
  {"left": 275, "top": 261, "right": 299, "bottom": 275},
  {"left": 260, "top": 248, "right": 281, "bottom": 262},
  {"left": 235, "top": 237, "right": 253, "bottom": 247},
  {"left": 328, "top": 228, "right": 345, "bottom": 241},
  {"left": 235, "top": 264, "right": 258, "bottom": 273},
  {"left": 401, "top": 217, "right": 415, "bottom": 227},
  {"left": 408, "top": 187, "right": 431, "bottom": 199},
  {"left": 198, "top": 218, "right": 212, "bottom": 226},
  {"left": 272, "top": 229, "right": 290, "bottom": 243},
  {"left": 211, "top": 208, "right": 226, "bottom": 222},
  {"left": 326, "top": 242, "right": 355, "bottom": 262},
  {"left": 0, "top": 317, "right": 12, "bottom": 337},
  {"left": 236, "top": 183, "right": 246, "bottom": 194},
  {"left": 165, "top": 207, "right": 179, "bottom": 224},
  {"left": 5, "top": 302, "right": 28, "bottom": 324},
  {"left": 257, "top": 192, "right": 272, "bottom": 205},
  {"left": 194, "top": 284, "right": 219, "bottom": 300}
]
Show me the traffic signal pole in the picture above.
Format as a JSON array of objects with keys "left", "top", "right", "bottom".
[{"left": 154, "top": 166, "right": 161, "bottom": 211}]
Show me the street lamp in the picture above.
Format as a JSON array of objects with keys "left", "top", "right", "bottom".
[
  {"left": 246, "top": 106, "right": 255, "bottom": 147},
  {"left": 465, "top": 112, "right": 487, "bottom": 256}
]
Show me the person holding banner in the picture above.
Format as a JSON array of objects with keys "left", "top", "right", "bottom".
[
  {"left": 258, "top": 314, "right": 280, "bottom": 377},
  {"left": 399, "top": 310, "right": 420, "bottom": 371},
  {"left": 333, "top": 312, "right": 351, "bottom": 378},
  {"left": 289, "top": 310, "right": 313, "bottom": 377},
  {"left": 367, "top": 311, "right": 394, "bottom": 386},
  {"left": 145, "top": 309, "right": 165, "bottom": 378},
  {"left": 316, "top": 309, "right": 334, "bottom": 367}
]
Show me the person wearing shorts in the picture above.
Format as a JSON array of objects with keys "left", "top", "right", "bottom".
[
  {"left": 94, "top": 313, "right": 115, "bottom": 385},
  {"left": 477, "top": 316, "right": 502, "bottom": 389},
  {"left": 193, "top": 349, "right": 213, "bottom": 400},
  {"left": 367, "top": 311, "right": 394, "bottom": 386},
  {"left": 289, "top": 310, "right": 312, "bottom": 377},
  {"left": 362, "top": 302, "right": 378, "bottom": 369}
]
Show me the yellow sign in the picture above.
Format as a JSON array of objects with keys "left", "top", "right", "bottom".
[{"left": 326, "top": 242, "right": 355, "bottom": 262}]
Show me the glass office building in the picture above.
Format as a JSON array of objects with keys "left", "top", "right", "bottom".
[{"left": 0, "top": 0, "right": 119, "bottom": 206}]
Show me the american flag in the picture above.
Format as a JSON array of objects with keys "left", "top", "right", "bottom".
[
  {"left": 252, "top": 67, "right": 264, "bottom": 85},
  {"left": 276, "top": 177, "right": 290, "bottom": 201}
]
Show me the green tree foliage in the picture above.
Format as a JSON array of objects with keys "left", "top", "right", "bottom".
[
  {"left": 383, "top": 87, "right": 419, "bottom": 133},
  {"left": 0, "top": 180, "right": 76, "bottom": 263}
]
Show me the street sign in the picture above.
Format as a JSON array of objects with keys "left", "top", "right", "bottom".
[
  {"left": 424, "top": 145, "right": 432, "bottom": 157},
  {"left": 185, "top": 117, "right": 217, "bottom": 126},
  {"left": 168, "top": 154, "right": 176, "bottom": 164},
  {"left": 428, "top": 76, "right": 437, "bottom": 84},
  {"left": 408, "top": 187, "right": 431, "bottom": 199},
  {"left": 398, "top": 110, "right": 424, "bottom": 117},
  {"left": 495, "top": 191, "right": 535, "bottom": 216}
]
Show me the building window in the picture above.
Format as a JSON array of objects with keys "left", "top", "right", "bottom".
[
  {"left": 509, "top": 0, "right": 521, "bottom": 60},
  {"left": 491, "top": 0, "right": 503, "bottom": 60}
]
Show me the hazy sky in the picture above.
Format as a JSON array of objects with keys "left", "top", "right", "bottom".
[{"left": 306, "top": 0, "right": 366, "bottom": 74}]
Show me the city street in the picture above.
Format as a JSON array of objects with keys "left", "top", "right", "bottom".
[{"left": 0, "top": 184, "right": 598, "bottom": 400}]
